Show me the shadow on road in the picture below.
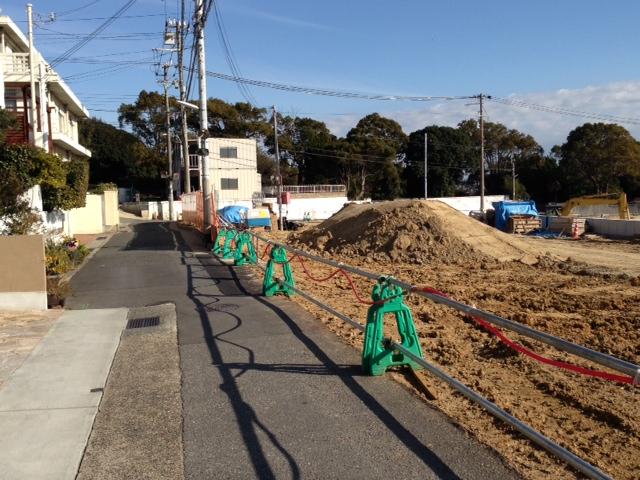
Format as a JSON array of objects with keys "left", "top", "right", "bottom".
[{"left": 177, "top": 224, "right": 460, "bottom": 480}]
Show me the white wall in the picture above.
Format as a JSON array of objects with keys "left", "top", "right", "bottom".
[
  {"left": 427, "top": 195, "right": 508, "bottom": 215},
  {"left": 261, "top": 196, "right": 349, "bottom": 221},
  {"left": 587, "top": 218, "right": 640, "bottom": 238},
  {"left": 206, "top": 138, "right": 261, "bottom": 204}
]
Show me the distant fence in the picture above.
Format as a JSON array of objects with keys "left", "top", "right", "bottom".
[
  {"left": 262, "top": 184, "right": 346, "bottom": 196},
  {"left": 181, "top": 191, "right": 219, "bottom": 233}
]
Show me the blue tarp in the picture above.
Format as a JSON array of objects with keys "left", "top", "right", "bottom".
[
  {"left": 218, "top": 205, "right": 248, "bottom": 224},
  {"left": 492, "top": 200, "right": 538, "bottom": 231}
]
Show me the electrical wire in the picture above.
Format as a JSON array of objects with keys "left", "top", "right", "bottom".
[
  {"left": 212, "top": 0, "right": 258, "bottom": 105},
  {"left": 54, "top": 1, "right": 103, "bottom": 18},
  {"left": 490, "top": 96, "right": 640, "bottom": 126},
  {"left": 50, "top": 0, "right": 139, "bottom": 68},
  {"left": 202, "top": 69, "right": 474, "bottom": 102},
  {"left": 18, "top": 13, "right": 165, "bottom": 23}
]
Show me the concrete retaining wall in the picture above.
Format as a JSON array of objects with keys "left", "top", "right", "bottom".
[
  {"left": 102, "top": 190, "right": 119, "bottom": 228},
  {"left": 65, "top": 194, "right": 104, "bottom": 235},
  {"left": 0, "top": 235, "right": 47, "bottom": 310},
  {"left": 539, "top": 215, "right": 640, "bottom": 239},
  {"left": 586, "top": 218, "right": 640, "bottom": 238}
]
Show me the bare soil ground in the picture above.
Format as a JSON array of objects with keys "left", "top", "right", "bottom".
[
  {"left": 521, "top": 236, "right": 640, "bottom": 276},
  {"left": 258, "top": 200, "right": 639, "bottom": 480},
  {"left": 0, "top": 310, "right": 61, "bottom": 388}
]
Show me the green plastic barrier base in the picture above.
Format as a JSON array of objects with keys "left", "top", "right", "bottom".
[
  {"left": 212, "top": 228, "right": 227, "bottom": 255},
  {"left": 362, "top": 277, "right": 424, "bottom": 376},
  {"left": 234, "top": 231, "right": 257, "bottom": 265},
  {"left": 263, "top": 246, "right": 295, "bottom": 297},
  {"left": 222, "top": 230, "right": 237, "bottom": 260}
]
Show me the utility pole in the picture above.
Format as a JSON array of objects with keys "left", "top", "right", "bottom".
[
  {"left": 162, "top": 64, "right": 175, "bottom": 221},
  {"left": 196, "top": 0, "right": 211, "bottom": 229},
  {"left": 423, "top": 131, "right": 428, "bottom": 199},
  {"left": 273, "top": 106, "right": 283, "bottom": 230},
  {"left": 479, "top": 93, "right": 486, "bottom": 212},
  {"left": 511, "top": 158, "right": 516, "bottom": 200},
  {"left": 177, "top": 2, "right": 190, "bottom": 193},
  {"left": 27, "top": 4, "right": 38, "bottom": 146}
]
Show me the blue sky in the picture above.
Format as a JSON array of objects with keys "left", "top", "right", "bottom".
[{"left": 3, "top": 0, "right": 640, "bottom": 149}]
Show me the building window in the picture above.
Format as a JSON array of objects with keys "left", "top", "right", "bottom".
[
  {"left": 221, "top": 178, "right": 238, "bottom": 190},
  {"left": 220, "top": 146, "right": 237, "bottom": 158}
]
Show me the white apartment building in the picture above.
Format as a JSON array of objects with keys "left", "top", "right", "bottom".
[
  {"left": 204, "top": 137, "right": 261, "bottom": 208},
  {"left": 0, "top": 15, "right": 91, "bottom": 161}
]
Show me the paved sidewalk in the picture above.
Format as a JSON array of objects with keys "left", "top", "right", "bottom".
[
  {"left": 0, "top": 308, "right": 128, "bottom": 480},
  {"left": 67, "top": 221, "right": 520, "bottom": 479}
]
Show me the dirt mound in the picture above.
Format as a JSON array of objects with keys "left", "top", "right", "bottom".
[{"left": 296, "top": 200, "right": 544, "bottom": 265}]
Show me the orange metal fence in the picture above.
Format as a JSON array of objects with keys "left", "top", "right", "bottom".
[{"left": 180, "top": 191, "right": 218, "bottom": 239}]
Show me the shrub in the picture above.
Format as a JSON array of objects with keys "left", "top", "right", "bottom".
[
  {"left": 45, "top": 239, "right": 91, "bottom": 275},
  {"left": 0, "top": 199, "right": 42, "bottom": 235},
  {"left": 45, "top": 241, "right": 72, "bottom": 275},
  {"left": 68, "top": 244, "right": 90, "bottom": 265},
  {"left": 89, "top": 182, "right": 118, "bottom": 194}
]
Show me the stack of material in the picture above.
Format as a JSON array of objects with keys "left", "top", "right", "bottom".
[
  {"left": 545, "top": 216, "right": 587, "bottom": 236},
  {"left": 507, "top": 215, "right": 541, "bottom": 234}
]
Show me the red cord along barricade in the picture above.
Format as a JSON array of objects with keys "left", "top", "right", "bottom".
[
  {"left": 257, "top": 235, "right": 387, "bottom": 306},
  {"left": 416, "top": 286, "right": 635, "bottom": 385},
  {"left": 255, "top": 236, "right": 635, "bottom": 385},
  {"left": 296, "top": 256, "right": 395, "bottom": 306}
]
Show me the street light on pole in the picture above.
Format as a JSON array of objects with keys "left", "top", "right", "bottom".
[{"left": 176, "top": 100, "right": 198, "bottom": 110}]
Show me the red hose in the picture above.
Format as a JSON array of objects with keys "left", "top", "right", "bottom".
[{"left": 414, "top": 286, "right": 635, "bottom": 385}]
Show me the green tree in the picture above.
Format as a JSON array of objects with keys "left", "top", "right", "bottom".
[
  {"left": 265, "top": 115, "right": 342, "bottom": 185},
  {"left": 555, "top": 122, "right": 640, "bottom": 197},
  {"left": 0, "top": 108, "right": 16, "bottom": 143},
  {"left": 0, "top": 143, "right": 83, "bottom": 217},
  {"left": 118, "top": 90, "right": 169, "bottom": 149},
  {"left": 458, "top": 119, "right": 543, "bottom": 198},
  {"left": 203, "top": 99, "right": 270, "bottom": 139},
  {"left": 404, "top": 126, "right": 476, "bottom": 198},
  {"left": 79, "top": 117, "right": 165, "bottom": 195},
  {"left": 345, "top": 113, "right": 407, "bottom": 199}
]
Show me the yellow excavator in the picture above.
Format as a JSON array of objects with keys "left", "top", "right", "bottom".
[{"left": 560, "top": 193, "right": 631, "bottom": 219}]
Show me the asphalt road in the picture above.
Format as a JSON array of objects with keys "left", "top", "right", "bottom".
[{"left": 68, "top": 219, "right": 519, "bottom": 479}]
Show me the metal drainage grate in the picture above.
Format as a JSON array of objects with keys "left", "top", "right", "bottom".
[{"left": 126, "top": 316, "right": 160, "bottom": 329}]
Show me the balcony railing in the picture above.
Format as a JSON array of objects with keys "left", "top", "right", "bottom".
[
  {"left": 188, "top": 154, "right": 200, "bottom": 169},
  {"left": 3, "top": 53, "right": 30, "bottom": 74}
]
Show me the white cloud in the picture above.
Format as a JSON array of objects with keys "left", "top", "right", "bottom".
[
  {"left": 225, "top": 5, "right": 335, "bottom": 32},
  {"left": 321, "top": 81, "right": 640, "bottom": 151}
]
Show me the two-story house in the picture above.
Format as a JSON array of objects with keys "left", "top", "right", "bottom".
[
  {"left": 0, "top": 15, "right": 91, "bottom": 161},
  {"left": 188, "top": 138, "right": 262, "bottom": 208}
]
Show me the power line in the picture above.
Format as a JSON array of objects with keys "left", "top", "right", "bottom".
[
  {"left": 57, "top": 1, "right": 104, "bottom": 17},
  {"left": 489, "top": 96, "right": 640, "bottom": 126},
  {"left": 212, "top": 0, "right": 257, "bottom": 105},
  {"left": 201, "top": 69, "right": 474, "bottom": 102},
  {"left": 50, "top": 0, "right": 138, "bottom": 68},
  {"left": 19, "top": 13, "right": 165, "bottom": 23}
]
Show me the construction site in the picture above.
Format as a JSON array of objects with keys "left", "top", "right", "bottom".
[{"left": 247, "top": 199, "right": 640, "bottom": 480}]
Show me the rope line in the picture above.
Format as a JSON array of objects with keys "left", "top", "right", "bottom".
[
  {"left": 415, "top": 287, "right": 635, "bottom": 385},
  {"left": 295, "top": 256, "right": 402, "bottom": 306}
]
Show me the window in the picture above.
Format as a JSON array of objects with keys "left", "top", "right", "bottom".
[
  {"left": 220, "top": 146, "right": 237, "bottom": 158},
  {"left": 221, "top": 178, "right": 238, "bottom": 190}
]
